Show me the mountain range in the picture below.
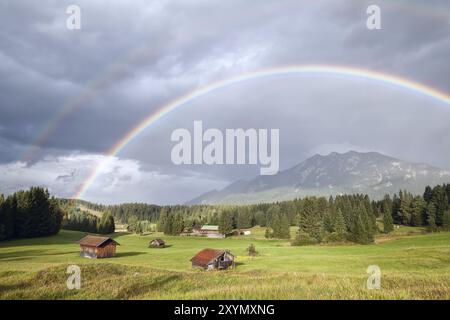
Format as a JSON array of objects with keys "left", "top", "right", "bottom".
[{"left": 187, "top": 151, "right": 450, "bottom": 204}]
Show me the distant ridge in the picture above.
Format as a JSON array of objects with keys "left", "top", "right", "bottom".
[{"left": 186, "top": 151, "right": 450, "bottom": 205}]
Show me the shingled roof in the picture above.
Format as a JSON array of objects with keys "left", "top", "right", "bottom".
[
  {"left": 190, "top": 248, "right": 228, "bottom": 267},
  {"left": 78, "top": 235, "right": 119, "bottom": 247},
  {"left": 150, "top": 238, "right": 165, "bottom": 245},
  {"left": 200, "top": 225, "right": 219, "bottom": 231}
]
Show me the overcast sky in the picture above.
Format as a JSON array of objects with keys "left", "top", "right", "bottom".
[{"left": 1, "top": 0, "right": 450, "bottom": 204}]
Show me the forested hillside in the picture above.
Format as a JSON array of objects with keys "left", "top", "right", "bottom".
[
  {"left": 0, "top": 187, "right": 63, "bottom": 240},
  {"left": 4, "top": 183, "right": 448, "bottom": 244},
  {"left": 62, "top": 207, "right": 115, "bottom": 234},
  {"left": 63, "top": 183, "right": 450, "bottom": 245}
]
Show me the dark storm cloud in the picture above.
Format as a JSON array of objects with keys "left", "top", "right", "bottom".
[
  {"left": 0, "top": 0, "right": 450, "bottom": 203},
  {"left": 0, "top": 0, "right": 276, "bottom": 155}
]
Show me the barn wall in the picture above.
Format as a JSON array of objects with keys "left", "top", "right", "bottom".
[
  {"left": 80, "top": 243, "right": 116, "bottom": 259},
  {"left": 80, "top": 245, "right": 97, "bottom": 258},
  {"left": 96, "top": 243, "right": 116, "bottom": 258}
]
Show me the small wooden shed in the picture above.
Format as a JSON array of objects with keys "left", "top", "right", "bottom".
[
  {"left": 149, "top": 238, "right": 166, "bottom": 248},
  {"left": 78, "top": 235, "right": 119, "bottom": 259},
  {"left": 190, "top": 248, "right": 235, "bottom": 270},
  {"left": 200, "top": 225, "right": 225, "bottom": 238},
  {"left": 192, "top": 224, "right": 203, "bottom": 235}
]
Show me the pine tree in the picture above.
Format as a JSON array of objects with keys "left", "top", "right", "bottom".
[
  {"left": 296, "top": 215, "right": 318, "bottom": 243},
  {"left": 351, "top": 211, "right": 365, "bottom": 244},
  {"left": 446, "top": 184, "right": 450, "bottom": 205},
  {"left": 410, "top": 196, "right": 426, "bottom": 226},
  {"left": 156, "top": 208, "right": 168, "bottom": 232},
  {"left": 48, "top": 198, "right": 63, "bottom": 235},
  {"left": 97, "top": 212, "right": 115, "bottom": 234},
  {"left": 14, "top": 190, "right": 33, "bottom": 238},
  {"left": 219, "top": 210, "right": 234, "bottom": 235},
  {"left": 426, "top": 203, "right": 437, "bottom": 232},
  {"left": 442, "top": 210, "right": 450, "bottom": 231},
  {"left": 269, "top": 208, "right": 281, "bottom": 238},
  {"left": 106, "top": 213, "right": 115, "bottom": 233},
  {"left": 267, "top": 205, "right": 291, "bottom": 239},
  {"left": 292, "top": 228, "right": 317, "bottom": 246},
  {"left": 381, "top": 195, "right": 392, "bottom": 218},
  {"left": 349, "top": 204, "right": 374, "bottom": 244},
  {"left": 333, "top": 209, "right": 347, "bottom": 241},
  {"left": 164, "top": 213, "right": 174, "bottom": 235},
  {"left": 383, "top": 208, "right": 394, "bottom": 234},
  {"left": 391, "top": 193, "right": 401, "bottom": 224},
  {"left": 0, "top": 194, "right": 7, "bottom": 240},
  {"left": 31, "top": 188, "right": 51, "bottom": 236},
  {"left": 430, "top": 185, "right": 448, "bottom": 226},
  {"left": 237, "top": 207, "right": 252, "bottom": 229},
  {"left": 255, "top": 210, "right": 266, "bottom": 227},
  {"left": 398, "top": 190, "right": 413, "bottom": 225},
  {"left": 360, "top": 203, "right": 373, "bottom": 243},
  {"left": 279, "top": 213, "right": 291, "bottom": 239},
  {"left": 297, "top": 201, "right": 324, "bottom": 243},
  {"left": 423, "top": 185, "right": 433, "bottom": 203},
  {"left": 172, "top": 213, "right": 185, "bottom": 235}
]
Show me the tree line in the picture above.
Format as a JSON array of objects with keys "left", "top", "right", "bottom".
[
  {"left": 134, "top": 184, "right": 449, "bottom": 245},
  {"left": 62, "top": 206, "right": 115, "bottom": 234},
  {"left": 59, "top": 199, "right": 161, "bottom": 225},
  {"left": 0, "top": 187, "right": 63, "bottom": 241},
  {"left": 128, "top": 194, "right": 377, "bottom": 244},
  {"left": 59, "top": 183, "right": 450, "bottom": 245},
  {"left": 374, "top": 184, "right": 450, "bottom": 232},
  {"left": 127, "top": 220, "right": 156, "bottom": 234}
]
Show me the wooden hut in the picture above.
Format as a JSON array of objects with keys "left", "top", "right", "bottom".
[
  {"left": 232, "top": 229, "right": 252, "bottom": 236},
  {"left": 200, "top": 225, "right": 225, "bottom": 238},
  {"left": 149, "top": 238, "right": 166, "bottom": 248},
  {"left": 78, "top": 235, "right": 119, "bottom": 259},
  {"left": 190, "top": 248, "right": 235, "bottom": 270}
]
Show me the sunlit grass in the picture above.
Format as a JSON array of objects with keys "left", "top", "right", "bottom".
[{"left": 0, "top": 228, "right": 449, "bottom": 299}]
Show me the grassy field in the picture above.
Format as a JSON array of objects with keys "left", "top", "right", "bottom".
[{"left": 0, "top": 227, "right": 449, "bottom": 299}]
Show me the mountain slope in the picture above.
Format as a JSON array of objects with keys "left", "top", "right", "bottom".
[{"left": 187, "top": 151, "right": 450, "bottom": 204}]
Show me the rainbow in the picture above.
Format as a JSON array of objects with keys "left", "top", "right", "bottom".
[
  {"left": 22, "top": 0, "right": 450, "bottom": 163},
  {"left": 72, "top": 64, "right": 450, "bottom": 200}
]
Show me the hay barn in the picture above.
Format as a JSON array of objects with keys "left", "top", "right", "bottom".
[
  {"left": 78, "top": 235, "right": 119, "bottom": 259},
  {"left": 149, "top": 238, "right": 165, "bottom": 248},
  {"left": 190, "top": 248, "right": 235, "bottom": 270}
]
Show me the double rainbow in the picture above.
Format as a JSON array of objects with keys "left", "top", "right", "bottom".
[
  {"left": 22, "top": 0, "right": 450, "bottom": 163},
  {"left": 72, "top": 64, "right": 450, "bottom": 200}
]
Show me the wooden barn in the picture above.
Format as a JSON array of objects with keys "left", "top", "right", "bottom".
[
  {"left": 190, "top": 248, "right": 235, "bottom": 270},
  {"left": 200, "top": 225, "right": 225, "bottom": 238},
  {"left": 149, "top": 238, "right": 165, "bottom": 248},
  {"left": 232, "top": 229, "right": 251, "bottom": 236},
  {"left": 78, "top": 235, "right": 119, "bottom": 259}
]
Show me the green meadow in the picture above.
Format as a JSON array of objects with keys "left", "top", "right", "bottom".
[{"left": 0, "top": 227, "right": 449, "bottom": 299}]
